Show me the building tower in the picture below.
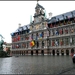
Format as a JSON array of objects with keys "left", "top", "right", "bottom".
[{"left": 33, "top": 1, "right": 46, "bottom": 23}]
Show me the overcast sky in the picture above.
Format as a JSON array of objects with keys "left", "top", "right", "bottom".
[{"left": 0, "top": 1, "right": 75, "bottom": 43}]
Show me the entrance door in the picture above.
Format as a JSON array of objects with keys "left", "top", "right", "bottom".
[
  {"left": 36, "top": 50, "right": 38, "bottom": 55},
  {"left": 41, "top": 50, "right": 44, "bottom": 55},
  {"left": 24, "top": 51, "right": 25, "bottom": 55},
  {"left": 61, "top": 49, "right": 64, "bottom": 56},
  {"left": 52, "top": 50, "right": 55, "bottom": 56},
  {"left": 71, "top": 48, "right": 74, "bottom": 56},
  {"left": 71, "top": 48, "right": 74, "bottom": 53},
  {"left": 66, "top": 49, "right": 69, "bottom": 55},
  {"left": 31, "top": 50, "right": 33, "bottom": 55},
  {"left": 57, "top": 50, "right": 59, "bottom": 56}
]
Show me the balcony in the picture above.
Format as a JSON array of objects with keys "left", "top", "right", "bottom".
[
  {"left": 49, "top": 32, "right": 75, "bottom": 39},
  {"left": 49, "top": 45, "right": 75, "bottom": 49}
]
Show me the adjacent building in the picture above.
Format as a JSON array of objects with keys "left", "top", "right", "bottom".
[
  {"left": 11, "top": 2, "right": 75, "bottom": 56},
  {"left": 3, "top": 43, "right": 12, "bottom": 52}
]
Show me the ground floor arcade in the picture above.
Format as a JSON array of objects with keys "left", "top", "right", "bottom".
[{"left": 11, "top": 48, "right": 75, "bottom": 56}]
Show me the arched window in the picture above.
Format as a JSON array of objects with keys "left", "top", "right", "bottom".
[
  {"left": 71, "top": 48, "right": 74, "bottom": 53},
  {"left": 65, "top": 38, "right": 69, "bottom": 45},
  {"left": 52, "top": 40, "right": 55, "bottom": 46}
]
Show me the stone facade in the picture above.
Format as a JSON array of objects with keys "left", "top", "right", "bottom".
[{"left": 11, "top": 2, "right": 75, "bottom": 56}]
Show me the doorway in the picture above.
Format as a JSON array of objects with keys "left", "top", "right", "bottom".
[
  {"left": 31, "top": 50, "right": 33, "bottom": 55},
  {"left": 52, "top": 49, "right": 55, "bottom": 56},
  {"left": 41, "top": 50, "right": 44, "bottom": 55},
  {"left": 66, "top": 49, "right": 69, "bottom": 55},
  {"left": 36, "top": 50, "right": 38, "bottom": 55}
]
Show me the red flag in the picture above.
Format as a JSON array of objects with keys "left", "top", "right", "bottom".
[
  {"left": 17, "top": 35, "right": 20, "bottom": 41},
  {"left": 59, "top": 29, "right": 63, "bottom": 35},
  {"left": 65, "top": 29, "right": 68, "bottom": 34},
  {"left": 52, "top": 41, "right": 55, "bottom": 46}
]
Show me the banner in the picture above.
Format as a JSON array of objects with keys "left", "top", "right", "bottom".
[
  {"left": 55, "top": 30, "right": 59, "bottom": 35},
  {"left": 60, "top": 39, "right": 63, "bottom": 45},
  {"left": 59, "top": 29, "right": 63, "bottom": 35},
  {"left": 52, "top": 40, "right": 55, "bottom": 46},
  {"left": 71, "top": 28, "right": 74, "bottom": 33},
  {"left": 17, "top": 35, "right": 20, "bottom": 41},
  {"left": 65, "top": 28, "right": 68, "bottom": 34},
  {"left": 70, "top": 38, "right": 72, "bottom": 43},
  {"left": 55, "top": 40, "right": 58, "bottom": 46}
]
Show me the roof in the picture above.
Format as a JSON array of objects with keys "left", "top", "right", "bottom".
[
  {"left": 11, "top": 24, "right": 30, "bottom": 35},
  {"left": 48, "top": 10, "right": 75, "bottom": 24},
  {"left": 72, "top": 10, "right": 75, "bottom": 17}
]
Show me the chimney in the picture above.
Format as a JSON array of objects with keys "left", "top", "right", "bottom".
[
  {"left": 48, "top": 12, "right": 52, "bottom": 19},
  {"left": 18, "top": 23, "right": 21, "bottom": 28}
]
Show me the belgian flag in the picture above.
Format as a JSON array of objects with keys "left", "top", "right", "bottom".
[{"left": 30, "top": 41, "right": 35, "bottom": 47}]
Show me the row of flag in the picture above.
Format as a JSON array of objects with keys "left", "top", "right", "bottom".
[
  {"left": 12, "top": 37, "right": 74, "bottom": 49},
  {"left": 49, "top": 20, "right": 72, "bottom": 28},
  {"left": 51, "top": 28, "right": 74, "bottom": 36},
  {"left": 52, "top": 40, "right": 63, "bottom": 46},
  {"left": 52, "top": 38, "right": 74, "bottom": 46},
  {"left": 12, "top": 43, "right": 26, "bottom": 49},
  {"left": 12, "top": 35, "right": 20, "bottom": 42},
  {"left": 29, "top": 33, "right": 43, "bottom": 40}
]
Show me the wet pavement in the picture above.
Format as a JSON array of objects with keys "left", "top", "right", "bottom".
[{"left": 0, "top": 55, "right": 75, "bottom": 74}]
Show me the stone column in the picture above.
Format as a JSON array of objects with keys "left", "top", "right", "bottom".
[
  {"left": 44, "top": 31, "right": 47, "bottom": 38},
  {"left": 38, "top": 50, "right": 41, "bottom": 55},
  {"left": 64, "top": 38, "right": 65, "bottom": 46},
  {"left": 64, "top": 49, "right": 66, "bottom": 55},
  {"left": 39, "top": 41, "right": 42, "bottom": 49},
  {"left": 44, "top": 49, "right": 48, "bottom": 55},
  {"left": 59, "top": 49, "right": 61, "bottom": 55},
  {"left": 33, "top": 50, "right": 36, "bottom": 55},
  {"left": 45, "top": 40, "right": 47, "bottom": 48}
]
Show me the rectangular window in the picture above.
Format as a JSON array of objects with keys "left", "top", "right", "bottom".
[
  {"left": 36, "top": 41, "right": 39, "bottom": 48},
  {"left": 39, "top": 41, "right": 42, "bottom": 48},
  {"left": 44, "top": 31, "right": 47, "bottom": 38},
  {"left": 65, "top": 38, "right": 69, "bottom": 45},
  {"left": 26, "top": 42, "right": 28, "bottom": 48},
  {"left": 52, "top": 40, "right": 55, "bottom": 46},
  {"left": 47, "top": 40, "right": 50, "bottom": 47},
  {"left": 60, "top": 39, "right": 64, "bottom": 46},
  {"left": 65, "top": 28, "right": 68, "bottom": 34},
  {"left": 70, "top": 37, "right": 74, "bottom": 45},
  {"left": 70, "top": 26, "right": 74, "bottom": 33},
  {"left": 42, "top": 41, "right": 44, "bottom": 48},
  {"left": 33, "top": 33, "right": 36, "bottom": 40}
]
